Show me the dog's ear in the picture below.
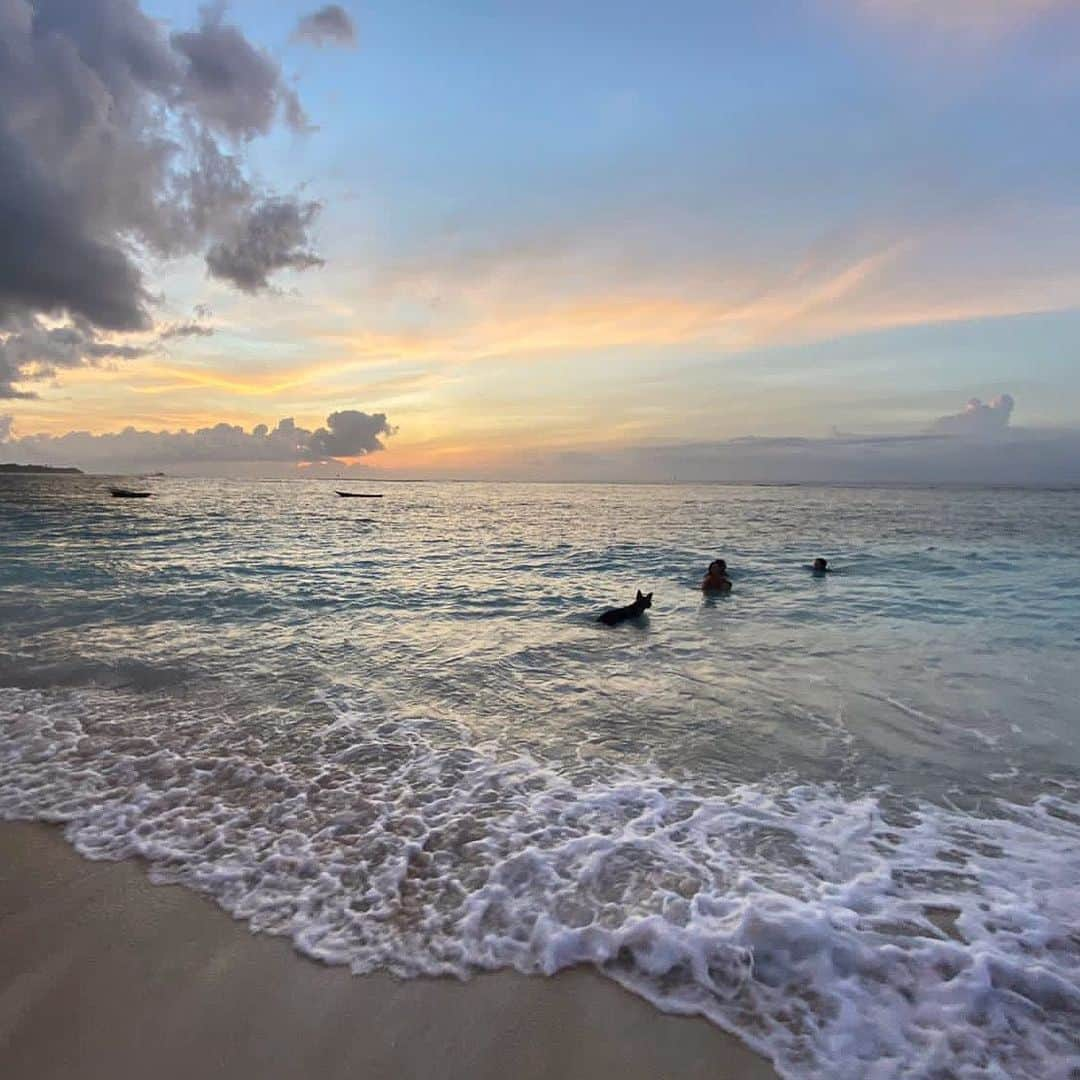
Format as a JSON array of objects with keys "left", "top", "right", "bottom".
[
  {"left": 636, "top": 589, "right": 644, "bottom": 600},
  {"left": 646, "top": 592, "right": 653, "bottom": 602}
]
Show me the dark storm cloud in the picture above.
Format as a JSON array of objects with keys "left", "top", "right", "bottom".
[
  {"left": 173, "top": 3, "right": 308, "bottom": 138},
  {"left": 0, "top": 126, "right": 153, "bottom": 334},
  {"left": 158, "top": 321, "right": 215, "bottom": 340},
  {"left": 0, "top": 318, "right": 149, "bottom": 399},
  {"left": 0, "top": 0, "right": 323, "bottom": 397},
  {"left": 0, "top": 410, "right": 395, "bottom": 468},
  {"left": 206, "top": 198, "right": 324, "bottom": 293},
  {"left": 304, "top": 410, "right": 396, "bottom": 459},
  {"left": 292, "top": 5, "right": 356, "bottom": 47}
]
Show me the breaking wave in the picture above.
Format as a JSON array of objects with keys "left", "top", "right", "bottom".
[{"left": 2, "top": 687, "right": 1078, "bottom": 1079}]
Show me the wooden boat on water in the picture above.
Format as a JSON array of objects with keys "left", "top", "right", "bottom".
[
  {"left": 335, "top": 491, "right": 383, "bottom": 498},
  {"left": 110, "top": 487, "right": 152, "bottom": 499}
]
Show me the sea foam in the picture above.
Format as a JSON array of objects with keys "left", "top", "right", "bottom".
[{"left": 2, "top": 686, "right": 1078, "bottom": 1079}]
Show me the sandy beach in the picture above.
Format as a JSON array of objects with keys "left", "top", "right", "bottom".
[{"left": 0, "top": 823, "right": 776, "bottom": 1080}]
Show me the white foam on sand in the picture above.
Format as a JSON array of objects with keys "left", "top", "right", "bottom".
[{"left": 2, "top": 687, "right": 1079, "bottom": 1079}]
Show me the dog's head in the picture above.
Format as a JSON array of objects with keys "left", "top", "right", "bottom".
[{"left": 635, "top": 590, "right": 653, "bottom": 609}]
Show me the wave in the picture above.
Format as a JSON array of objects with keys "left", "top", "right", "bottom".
[
  {"left": 0, "top": 654, "right": 194, "bottom": 692},
  {"left": 1, "top": 687, "right": 1079, "bottom": 1078}
]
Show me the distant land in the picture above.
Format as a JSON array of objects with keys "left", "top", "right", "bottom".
[{"left": 0, "top": 463, "right": 83, "bottom": 474}]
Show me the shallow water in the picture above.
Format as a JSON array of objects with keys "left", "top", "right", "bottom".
[{"left": 2, "top": 476, "right": 1079, "bottom": 1078}]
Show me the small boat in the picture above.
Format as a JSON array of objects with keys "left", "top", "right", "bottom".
[
  {"left": 110, "top": 487, "right": 152, "bottom": 499},
  {"left": 335, "top": 491, "right": 383, "bottom": 498}
]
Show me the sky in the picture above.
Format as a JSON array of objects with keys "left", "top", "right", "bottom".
[{"left": 2, "top": 0, "right": 1080, "bottom": 481}]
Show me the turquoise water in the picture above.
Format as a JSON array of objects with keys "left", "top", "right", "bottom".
[{"left": 2, "top": 477, "right": 1079, "bottom": 1078}]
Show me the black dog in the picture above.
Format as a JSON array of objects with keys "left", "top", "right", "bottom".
[{"left": 597, "top": 590, "right": 653, "bottom": 626}]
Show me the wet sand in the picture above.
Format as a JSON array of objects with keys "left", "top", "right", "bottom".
[{"left": 0, "top": 823, "right": 776, "bottom": 1080}]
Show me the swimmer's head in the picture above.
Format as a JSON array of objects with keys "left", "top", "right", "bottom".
[
  {"left": 813, "top": 557, "right": 828, "bottom": 572},
  {"left": 708, "top": 559, "right": 727, "bottom": 575}
]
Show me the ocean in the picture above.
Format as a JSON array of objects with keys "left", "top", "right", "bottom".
[{"left": 2, "top": 476, "right": 1079, "bottom": 1078}]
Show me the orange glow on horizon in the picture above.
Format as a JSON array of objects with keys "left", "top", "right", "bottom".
[{"left": 7, "top": 232, "right": 1080, "bottom": 473}]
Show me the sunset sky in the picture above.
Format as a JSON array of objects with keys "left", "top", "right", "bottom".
[{"left": 3, "top": 0, "right": 1080, "bottom": 480}]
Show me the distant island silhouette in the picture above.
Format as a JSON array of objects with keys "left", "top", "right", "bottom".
[{"left": 0, "top": 463, "right": 83, "bottom": 474}]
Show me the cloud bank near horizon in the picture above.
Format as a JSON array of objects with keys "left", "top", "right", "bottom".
[
  {"left": 0, "top": 0, "right": 324, "bottom": 400},
  {"left": 527, "top": 391, "right": 1077, "bottom": 485},
  {"left": 536, "top": 429, "right": 1080, "bottom": 486},
  {"left": 4, "top": 394, "right": 1078, "bottom": 484},
  {"left": 520, "top": 395, "right": 1076, "bottom": 485},
  {"left": 0, "top": 410, "right": 394, "bottom": 470}
]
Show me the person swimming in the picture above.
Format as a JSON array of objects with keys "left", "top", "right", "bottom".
[
  {"left": 812, "top": 557, "right": 831, "bottom": 574},
  {"left": 702, "top": 559, "right": 732, "bottom": 592}
]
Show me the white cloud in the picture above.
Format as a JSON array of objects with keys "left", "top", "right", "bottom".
[{"left": 928, "top": 394, "right": 1015, "bottom": 436}]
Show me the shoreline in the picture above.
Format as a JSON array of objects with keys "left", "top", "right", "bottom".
[{"left": 0, "top": 821, "right": 776, "bottom": 1080}]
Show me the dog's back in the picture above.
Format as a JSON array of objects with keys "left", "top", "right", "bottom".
[
  {"left": 597, "top": 590, "right": 653, "bottom": 626},
  {"left": 597, "top": 606, "right": 630, "bottom": 626}
]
